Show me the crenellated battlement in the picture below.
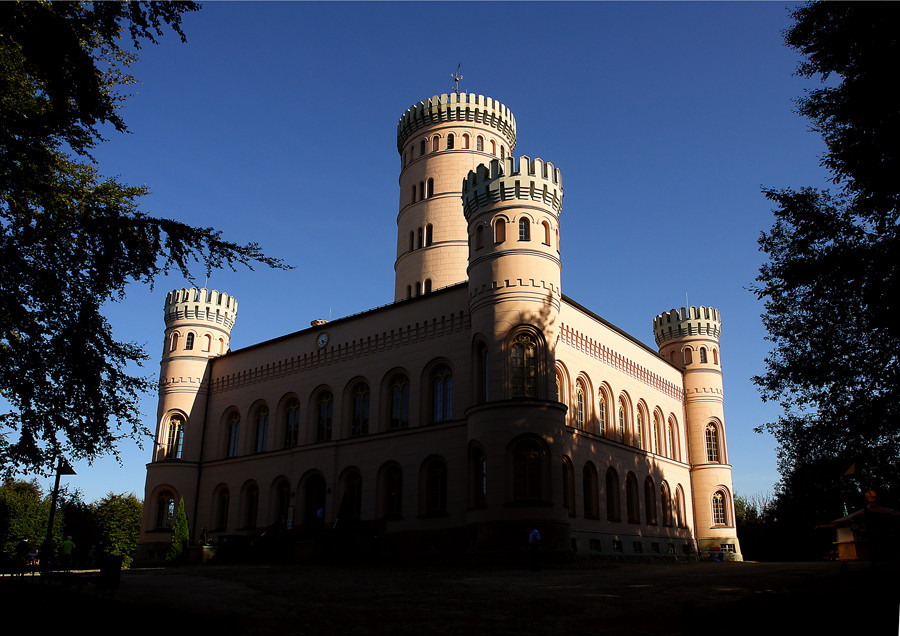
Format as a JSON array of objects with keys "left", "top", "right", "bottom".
[
  {"left": 652, "top": 305, "right": 721, "bottom": 346},
  {"left": 397, "top": 92, "right": 517, "bottom": 152},
  {"left": 164, "top": 287, "right": 238, "bottom": 330},
  {"left": 462, "top": 156, "right": 563, "bottom": 219}
]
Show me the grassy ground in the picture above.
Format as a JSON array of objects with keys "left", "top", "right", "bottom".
[{"left": 4, "top": 559, "right": 898, "bottom": 635}]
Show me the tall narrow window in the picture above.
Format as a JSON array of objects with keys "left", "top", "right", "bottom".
[
  {"left": 626, "top": 473, "right": 640, "bottom": 523},
  {"left": 284, "top": 399, "right": 300, "bottom": 447},
  {"left": 583, "top": 463, "right": 599, "bottom": 519},
  {"left": 417, "top": 227, "right": 423, "bottom": 249},
  {"left": 675, "top": 486, "right": 686, "bottom": 528},
  {"left": 712, "top": 491, "right": 727, "bottom": 525},
  {"left": 409, "top": 231, "right": 414, "bottom": 252},
  {"left": 432, "top": 136, "right": 439, "bottom": 152},
  {"left": 244, "top": 484, "right": 259, "bottom": 529},
  {"left": 494, "top": 218, "right": 506, "bottom": 243},
  {"left": 424, "top": 279, "right": 432, "bottom": 293},
  {"left": 420, "top": 139, "right": 426, "bottom": 155},
  {"left": 598, "top": 392, "right": 607, "bottom": 436},
  {"left": 390, "top": 374, "right": 410, "bottom": 429},
  {"left": 471, "top": 445, "right": 487, "bottom": 508},
  {"left": 475, "top": 225, "right": 484, "bottom": 250},
  {"left": 382, "top": 465, "right": 403, "bottom": 518},
  {"left": 462, "top": 133, "right": 470, "bottom": 149},
  {"left": 617, "top": 399, "right": 626, "bottom": 443},
  {"left": 542, "top": 221, "right": 551, "bottom": 245},
  {"left": 476, "top": 341, "right": 489, "bottom": 403},
  {"left": 661, "top": 482, "right": 673, "bottom": 527},
  {"left": 425, "top": 222, "right": 433, "bottom": 245},
  {"left": 518, "top": 218, "right": 530, "bottom": 241},
  {"left": 446, "top": 133, "right": 454, "bottom": 149},
  {"left": 426, "top": 178, "right": 434, "bottom": 198},
  {"left": 652, "top": 413, "right": 661, "bottom": 454},
  {"left": 706, "top": 423, "right": 720, "bottom": 463},
  {"left": 500, "top": 144, "right": 505, "bottom": 159},
  {"left": 254, "top": 407, "right": 268, "bottom": 453},
  {"left": 165, "top": 415, "right": 184, "bottom": 459},
  {"left": 340, "top": 470, "right": 362, "bottom": 520},
  {"left": 510, "top": 333, "right": 538, "bottom": 398},
  {"left": 226, "top": 413, "right": 240, "bottom": 457},
  {"left": 645, "top": 477, "right": 658, "bottom": 525},
  {"left": 203, "top": 334, "right": 211, "bottom": 352},
  {"left": 606, "top": 468, "right": 621, "bottom": 522},
  {"left": 562, "top": 457, "right": 575, "bottom": 517},
  {"left": 700, "top": 347, "right": 708, "bottom": 363},
  {"left": 476, "top": 136, "right": 484, "bottom": 152},
  {"left": 512, "top": 439, "right": 543, "bottom": 501},
  {"left": 574, "top": 386, "right": 585, "bottom": 430},
  {"left": 215, "top": 487, "right": 230, "bottom": 531},
  {"left": 411, "top": 185, "right": 417, "bottom": 203},
  {"left": 316, "top": 391, "right": 333, "bottom": 442},
  {"left": 184, "top": 332, "right": 194, "bottom": 350},
  {"left": 490, "top": 139, "right": 496, "bottom": 155},
  {"left": 351, "top": 383, "right": 370, "bottom": 436},
  {"left": 635, "top": 410, "right": 644, "bottom": 450},
  {"left": 667, "top": 421, "right": 676, "bottom": 459},
  {"left": 432, "top": 365, "right": 453, "bottom": 422},
  {"left": 156, "top": 492, "right": 175, "bottom": 528}
]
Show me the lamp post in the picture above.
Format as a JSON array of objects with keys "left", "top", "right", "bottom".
[{"left": 40, "top": 457, "right": 76, "bottom": 578}]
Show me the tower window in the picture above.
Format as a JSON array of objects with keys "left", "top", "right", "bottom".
[
  {"left": 518, "top": 218, "right": 530, "bottom": 241},
  {"left": 284, "top": 398, "right": 300, "bottom": 447},
  {"left": 316, "top": 391, "right": 333, "bottom": 442},
  {"left": 476, "top": 136, "right": 484, "bottom": 152},
  {"left": 474, "top": 225, "right": 484, "bottom": 250},
  {"left": 491, "top": 139, "right": 497, "bottom": 155},
  {"left": 389, "top": 374, "right": 410, "bottom": 429},
  {"left": 510, "top": 333, "right": 538, "bottom": 398},
  {"left": 164, "top": 415, "right": 184, "bottom": 460},
  {"left": 495, "top": 218, "right": 506, "bottom": 243},
  {"left": 432, "top": 136, "right": 439, "bottom": 152},
  {"left": 446, "top": 133, "right": 454, "bottom": 149},
  {"left": 700, "top": 347, "right": 708, "bottom": 363},
  {"left": 431, "top": 365, "right": 453, "bottom": 422},
  {"left": 424, "top": 278, "right": 432, "bottom": 293},
  {"left": 462, "top": 133, "right": 470, "bottom": 149},
  {"left": 426, "top": 178, "right": 434, "bottom": 198},
  {"left": 706, "top": 422, "right": 720, "bottom": 463},
  {"left": 184, "top": 332, "right": 194, "bottom": 350},
  {"left": 420, "top": 139, "right": 426, "bottom": 156},
  {"left": 254, "top": 406, "right": 268, "bottom": 453},
  {"left": 226, "top": 413, "right": 240, "bottom": 457},
  {"left": 542, "top": 221, "right": 551, "bottom": 245},
  {"left": 425, "top": 223, "right": 433, "bottom": 246},
  {"left": 351, "top": 383, "right": 370, "bottom": 436},
  {"left": 712, "top": 491, "right": 727, "bottom": 525}
]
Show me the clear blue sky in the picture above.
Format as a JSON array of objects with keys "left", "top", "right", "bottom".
[{"left": 40, "top": 1, "right": 829, "bottom": 504}]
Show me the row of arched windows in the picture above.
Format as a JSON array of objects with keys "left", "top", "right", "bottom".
[
  {"left": 561, "top": 459, "right": 690, "bottom": 528},
  {"left": 559, "top": 368, "right": 684, "bottom": 461},
  {"left": 402, "top": 132, "right": 506, "bottom": 168},
  {"left": 167, "top": 330, "right": 226, "bottom": 355},
  {"left": 407, "top": 224, "right": 434, "bottom": 252},
  {"left": 201, "top": 364, "right": 455, "bottom": 458},
  {"left": 670, "top": 345, "right": 720, "bottom": 366},
  {"left": 410, "top": 178, "right": 434, "bottom": 204},
  {"left": 472, "top": 217, "right": 557, "bottom": 251}
]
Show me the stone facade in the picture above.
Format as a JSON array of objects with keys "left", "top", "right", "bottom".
[{"left": 138, "top": 92, "right": 741, "bottom": 562}]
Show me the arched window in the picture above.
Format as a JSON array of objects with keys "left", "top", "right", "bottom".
[
  {"left": 510, "top": 333, "right": 538, "bottom": 398},
  {"left": 476, "top": 136, "right": 484, "bottom": 152},
  {"left": 675, "top": 485, "right": 686, "bottom": 528},
  {"left": 518, "top": 218, "right": 530, "bottom": 241},
  {"left": 432, "top": 136, "right": 439, "bottom": 152},
  {"left": 411, "top": 185, "right": 417, "bottom": 203},
  {"left": 574, "top": 385, "right": 585, "bottom": 430},
  {"left": 214, "top": 487, "right": 229, "bottom": 531},
  {"left": 597, "top": 391, "right": 608, "bottom": 436},
  {"left": 635, "top": 410, "right": 644, "bottom": 450},
  {"left": 424, "top": 279, "right": 432, "bottom": 294},
  {"left": 562, "top": 456, "right": 575, "bottom": 517},
  {"left": 420, "top": 139, "right": 426, "bottom": 156},
  {"left": 500, "top": 144, "right": 505, "bottom": 159},
  {"left": 644, "top": 477, "right": 657, "bottom": 525},
  {"left": 275, "top": 481, "right": 291, "bottom": 527},
  {"left": 446, "top": 133, "right": 454, "bottom": 149},
  {"left": 542, "top": 221, "right": 551, "bottom": 245},
  {"left": 284, "top": 398, "right": 300, "bottom": 447},
  {"left": 389, "top": 374, "right": 410, "bottom": 429},
  {"left": 184, "top": 332, "right": 194, "bottom": 350},
  {"left": 316, "top": 391, "right": 333, "bottom": 442},
  {"left": 226, "top": 413, "right": 240, "bottom": 457},
  {"left": 490, "top": 139, "right": 497, "bottom": 155},
  {"left": 406, "top": 285, "right": 412, "bottom": 299},
  {"left": 351, "top": 383, "right": 370, "bottom": 436},
  {"left": 683, "top": 348, "right": 693, "bottom": 365},
  {"left": 243, "top": 483, "right": 259, "bottom": 529},
  {"left": 706, "top": 423, "right": 720, "bottom": 463},
  {"left": 169, "top": 332, "right": 179, "bottom": 351},
  {"left": 339, "top": 469, "right": 362, "bottom": 520},
  {"left": 422, "top": 457, "right": 447, "bottom": 516},
  {"left": 495, "top": 218, "right": 506, "bottom": 243},
  {"left": 713, "top": 348, "right": 719, "bottom": 364},
  {"left": 155, "top": 491, "right": 175, "bottom": 528},
  {"left": 712, "top": 490, "right": 727, "bottom": 525},
  {"left": 462, "top": 133, "right": 470, "bottom": 149},
  {"left": 700, "top": 347, "right": 708, "bottom": 363},
  {"left": 254, "top": 406, "right": 268, "bottom": 453},
  {"left": 626, "top": 472, "right": 640, "bottom": 524},
  {"left": 666, "top": 421, "right": 675, "bottom": 460},
  {"left": 381, "top": 464, "right": 403, "bottom": 518},
  {"left": 661, "top": 482, "right": 673, "bottom": 527},
  {"left": 426, "top": 179, "right": 434, "bottom": 199},
  {"left": 606, "top": 468, "right": 621, "bottom": 522},
  {"left": 425, "top": 222, "right": 433, "bottom": 245},
  {"left": 617, "top": 398, "right": 627, "bottom": 443},
  {"left": 583, "top": 463, "right": 599, "bottom": 519},
  {"left": 476, "top": 341, "right": 489, "bottom": 404},
  {"left": 431, "top": 365, "right": 453, "bottom": 423},
  {"left": 652, "top": 413, "right": 661, "bottom": 454},
  {"left": 417, "top": 226, "right": 423, "bottom": 249},
  {"left": 474, "top": 225, "right": 484, "bottom": 250},
  {"left": 470, "top": 444, "right": 487, "bottom": 508},
  {"left": 203, "top": 334, "right": 211, "bottom": 352},
  {"left": 164, "top": 414, "right": 184, "bottom": 459},
  {"left": 512, "top": 438, "right": 544, "bottom": 502}
]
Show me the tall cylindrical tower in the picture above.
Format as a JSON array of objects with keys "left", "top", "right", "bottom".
[
  {"left": 394, "top": 92, "right": 517, "bottom": 301},
  {"left": 154, "top": 286, "right": 237, "bottom": 462},
  {"left": 653, "top": 305, "right": 742, "bottom": 559}
]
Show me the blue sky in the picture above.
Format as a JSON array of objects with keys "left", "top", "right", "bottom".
[{"left": 39, "top": 1, "right": 829, "bottom": 503}]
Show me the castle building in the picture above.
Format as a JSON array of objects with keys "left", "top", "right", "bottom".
[{"left": 138, "top": 92, "right": 742, "bottom": 561}]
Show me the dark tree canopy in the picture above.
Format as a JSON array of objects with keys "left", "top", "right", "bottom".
[
  {"left": 755, "top": 2, "right": 900, "bottom": 514},
  {"left": 0, "top": 2, "right": 286, "bottom": 474}
]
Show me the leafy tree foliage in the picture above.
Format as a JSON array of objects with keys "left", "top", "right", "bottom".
[
  {"left": 0, "top": 2, "right": 286, "bottom": 474},
  {"left": 93, "top": 492, "right": 142, "bottom": 568},
  {"left": 0, "top": 479, "right": 62, "bottom": 565},
  {"left": 755, "top": 2, "right": 900, "bottom": 521},
  {"left": 166, "top": 496, "right": 189, "bottom": 564}
]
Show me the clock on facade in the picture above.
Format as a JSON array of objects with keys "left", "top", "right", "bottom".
[{"left": 316, "top": 332, "right": 329, "bottom": 349}]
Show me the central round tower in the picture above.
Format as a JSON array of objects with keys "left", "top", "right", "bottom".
[{"left": 394, "top": 93, "right": 517, "bottom": 300}]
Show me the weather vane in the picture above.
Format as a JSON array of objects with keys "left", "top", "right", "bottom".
[{"left": 451, "top": 64, "right": 463, "bottom": 94}]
